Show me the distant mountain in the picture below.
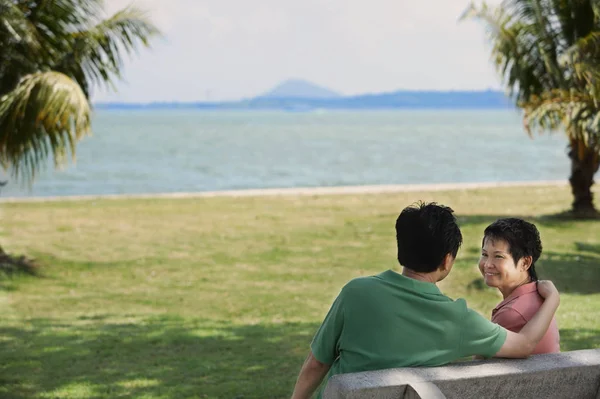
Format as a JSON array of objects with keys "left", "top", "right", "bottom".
[
  {"left": 259, "top": 79, "right": 341, "bottom": 99},
  {"left": 95, "top": 89, "right": 514, "bottom": 110}
]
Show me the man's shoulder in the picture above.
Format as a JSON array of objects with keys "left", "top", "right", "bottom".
[
  {"left": 453, "top": 297, "right": 468, "bottom": 308},
  {"left": 444, "top": 298, "right": 489, "bottom": 325},
  {"left": 447, "top": 297, "right": 470, "bottom": 316},
  {"left": 343, "top": 273, "right": 461, "bottom": 303},
  {"left": 338, "top": 273, "right": 395, "bottom": 299},
  {"left": 343, "top": 274, "right": 382, "bottom": 290}
]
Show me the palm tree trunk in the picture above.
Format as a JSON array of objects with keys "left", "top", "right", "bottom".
[{"left": 568, "top": 139, "right": 600, "bottom": 218}]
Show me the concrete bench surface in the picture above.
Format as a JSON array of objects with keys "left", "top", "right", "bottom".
[{"left": 323, "top": 349, "right": 600, "bottom": 399}]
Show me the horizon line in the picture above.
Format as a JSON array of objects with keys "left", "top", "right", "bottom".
[{"left": 93, "top": 88, "right": 509, "bottom": 106}]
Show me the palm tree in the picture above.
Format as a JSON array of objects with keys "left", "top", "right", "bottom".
[
  {"left": 0, "top": 0, "right": 159, "bottom": 183},
  {"left": 463, "top": 0, "right": 600, "bottom": 218},
  {"left": 0, "top": 0, "right": 159, "bottom": 268}
]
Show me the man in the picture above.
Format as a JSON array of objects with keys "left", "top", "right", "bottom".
[{"left": 291, "top": 202, "right": 560, "bottom": 399}]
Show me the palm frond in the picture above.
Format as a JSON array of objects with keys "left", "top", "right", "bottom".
[
  {"left": 557, "top": 31, "right": 600, "bottom": 100},
  {"left": 0, "top": 1, "right": 44, "bottom": 94},
  {"left": 521, "top": 90, "right": 569, "bottom": 134},
  {"left": 462, "top": 2, "right": 549, "bottom": 102},
  {"left": 0, "top": 71, "right": 91, "bottom": 184},
  {"left": 549, "top": 0, "right": 576, "bottom": 46},
  {"left": 571, "top": 60, "right": 600, "bottom": 98},
  {"left": 561, "top": 32, "right": 600, "bottom": 65},
  {"left": 522, "top": 89, "right": 600, "bottom": 155},
  {"left": 0, "top": 1, "right": 40, "bottom": 47},
  {"left": 57, "top": 6, "right": 161, "bottom": 94}
]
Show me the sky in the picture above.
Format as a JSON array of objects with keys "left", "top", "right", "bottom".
[{"left": 95, "top": 0, "right": 503, "bottom": 103}]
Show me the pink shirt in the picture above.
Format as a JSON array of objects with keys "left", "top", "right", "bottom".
[{"left": 491, "top": 282, "right": 560, "bottom": 354}]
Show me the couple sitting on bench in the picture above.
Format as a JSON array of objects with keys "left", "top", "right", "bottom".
[{"left": 291, "top": 202, "right": 560, "bottom": 399}]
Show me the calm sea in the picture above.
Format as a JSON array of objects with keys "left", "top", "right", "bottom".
[{"left": 0, "top": 110, "right": 569, "bottom": 198}]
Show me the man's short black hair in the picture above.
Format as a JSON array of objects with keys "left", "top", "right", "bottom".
[
  {"left": 395, "top": 202, "right": 463, "bottom": 273},
  {"left": 482, "top": 218, "right": 542, "bottom": 281}
]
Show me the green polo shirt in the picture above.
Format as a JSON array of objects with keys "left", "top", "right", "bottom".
[{"left": 311, "top": 270, "right": 507, "bottom": 395}]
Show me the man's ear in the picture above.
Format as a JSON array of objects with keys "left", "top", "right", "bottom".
[{"left": 440, "top": 253, "right": 454, "bottom": 272}]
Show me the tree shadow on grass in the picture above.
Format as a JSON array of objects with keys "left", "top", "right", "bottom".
[
  {"left": 0, "top": 252, "right": 134, "bottom": 289},
  {"left": 0, "top": 316, "right": 597, "bottom": 399},
  {"left": 0, "top": 316, "right": 318, "bottom": 399},
  {"left": 535, "top": 252, "right": 600, "bottom": 295},
  {"left": 559, "top": 328, "right": 600, "bottom": 351},
  {"left": 575, "top": 242, "right": 600, "bottom": 256}
]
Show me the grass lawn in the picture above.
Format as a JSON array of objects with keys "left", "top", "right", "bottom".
[{"left": 1, "top": 184, "right": 599, "bottom": 399}]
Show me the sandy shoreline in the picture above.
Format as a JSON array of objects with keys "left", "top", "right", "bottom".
[{"left": 0, "top": 180, "right": 568, "bottom": 203}]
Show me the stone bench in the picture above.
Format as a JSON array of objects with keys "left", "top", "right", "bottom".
[{"left": 323, "top": 349, "right": 600, "bottom": 399}]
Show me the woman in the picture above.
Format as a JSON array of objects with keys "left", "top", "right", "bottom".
[{"left": 479, "top": 218, "right": 560, "bottom": 354}]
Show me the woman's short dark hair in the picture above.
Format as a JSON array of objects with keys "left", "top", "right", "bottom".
[
  {"left": 482, "top": 218, "right": 542, "bottom": 281},
  {"left": 395, "top": 202, "right": 463, "bottom": 273}
]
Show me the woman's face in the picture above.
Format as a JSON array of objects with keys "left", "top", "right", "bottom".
[{"left": 479, "top": 237, "right": 529, "bottom": 295}]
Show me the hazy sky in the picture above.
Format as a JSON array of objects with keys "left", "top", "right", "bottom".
[{"left": 96, "top": 0, "right": 502, "bottom": 103}]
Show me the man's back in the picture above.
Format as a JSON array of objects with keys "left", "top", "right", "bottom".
[{"left": 311, "top": 270, "right": 506, "bottom": 378}]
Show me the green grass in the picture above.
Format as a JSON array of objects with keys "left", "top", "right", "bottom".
[{"left": 0, "top": 184, "right": 599, "bottom": 399}]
